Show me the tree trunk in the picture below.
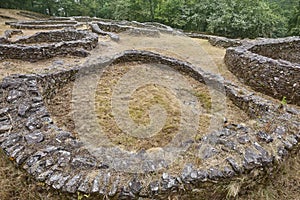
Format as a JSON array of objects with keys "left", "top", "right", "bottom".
[{"left": 149, "top": 0, "right": 154, "bottom": 21}]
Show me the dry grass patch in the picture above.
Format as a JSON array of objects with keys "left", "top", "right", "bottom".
[
  {"left": 94, "top": 62, "right": 210, "bottom": 152},
  {"left": 0, "top": 149, "right": 74, "bottom": 200}
]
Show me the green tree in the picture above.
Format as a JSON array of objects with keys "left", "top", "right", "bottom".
[
  {"left": 288, "top": 1, "right": 300, "bottom": 35},
  {"left": 156, "top": 0, "right": 186, "bottom": 27},
  {"left": 0, "top": 0, "right": 297, "bottom": 38},
  {"left": 206, "top": 0, "right": 285, "bottom": 38}
]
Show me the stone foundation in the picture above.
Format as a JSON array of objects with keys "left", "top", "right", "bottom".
[
  {"left": 225, "top": 37, "right": 300, "bottom": 105},
  {"left": 0, "top": 29, "right": 98, "bottom": 62},
  {"left": 9, "top": 20, "right": 79, "bottom": 29},
  {"left": 185, "top": 32, "right": 244, "bottom": 48},
  {"left": 0, "top": 50, "right": 299, "bottom": 199}
]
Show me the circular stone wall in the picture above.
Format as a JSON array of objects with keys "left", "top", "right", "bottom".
[
  {"left": 225, "top": 37, "right": 300, "bottom": 105},
  {"left": 9, "top": 20, "right": 79, "bottom": 29},
  {"left": 0, "top": 29, "right": 98, "bottom": 62},
  {"left": 0, "top": 50, "right": 299, "bottom": 199}
]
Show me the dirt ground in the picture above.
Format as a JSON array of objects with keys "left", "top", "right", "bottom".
[{"left": 0, "top": 9, "right": 299, "bottom": 200}]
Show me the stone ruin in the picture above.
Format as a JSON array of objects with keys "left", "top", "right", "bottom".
[
  {"left": 0, "top": 29, "right": 98, "bottom": 62},
  {"left": 225, "top": 37, "right": 300, "bottom": 106},
  {"left": 0, "top": 16, "right": 299, "bottom": 199},
  {"left": 0, "top": 16, "right": 179, "bottom": 62},
  {"left": 185, "top": 32, "right": 245, "bottom": 48}
]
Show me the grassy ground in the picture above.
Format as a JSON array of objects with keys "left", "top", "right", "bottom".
[{"left": 0, "top": 8, "right": 299, "bottom": 200}]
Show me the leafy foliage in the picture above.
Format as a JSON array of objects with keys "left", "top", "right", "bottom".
[
  {"left": 0, "top": 0, "right": 299, "bottom": 38},
  {"left": 288, "top": 1, "right": 300, "bottom": 35}
]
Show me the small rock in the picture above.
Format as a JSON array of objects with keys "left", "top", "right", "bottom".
[
  {"left": 78, "top": 176, "right": 91, "bottom": 193},
  {"left": 52, "top": 175, "right": 70, "bottom": 189},
  {"left": 1, "top": 133, "right": 20, "bottom": 148},
  {"left": 18, "top": 103, "right": 31, "bottom": 117},
  {"left": 162, "top": 172, "right": 169, "bottom": 180},
  {"left": 149, "top": 181, "right": 159, "bottom": 194},
  {"left": 226, "top": 157, "right": 242, "bottom": 173},
  {"left": 37, "top": 170, "right": 54, "bottom": 181},
  {"left": 286, "top": 135, "right": 298, "bottom": 145},
  {"left": 31, "top": 96, "right": 43, "bottom": 103},
  {"left": 56, "top": 131, "right": 73, "bottom": 140},
  {"left": 223, "top": 166, "right": 235, "bottom": 178},
  {"left": 25, "top": 132, "right": 44, "bottom": 144},
  {"left": 277, "top": 146, "right": 288, "bottom": 158},
  {"left": 109, "top": 33, "right": 120, "bottom": 42},
  {"left": 253, "top": 142, "right": 273, "bottom": 164},
  {"left": 64, "top": 174, "right": 82, "bottom": 193},
  {"left": 99, "top": 172, "right": 111, "bottom": 194},
  {"left": 0, "top": 124, "right": 11, "bottom": 134},
  {"left": 197, "top": 170, "right": 208, "bottom": 181},
  {"left": 257, "top": 131, "right": 273, "bottom": 143},
  {"left": 10, "top": 145, "right": 24, "bottom": 158},
  {"left": 237, "top": 134, "right": 250, "bottom": 144},
  {"left": 53, "top": 60, "right": 64, "bottom": 65},
  {"left": 0, "top": 108, "right": 9, "bottom": 117},
  {"left": 46, "top": 173, "right": 62, "bottom": 186},
  {"left": 26, "top": 116, "right": 43, "bottom": 131},
  {"left": 243, "top": 147, "right": 262, "bottom": 169},
  {"left": 166, "top": 177, "right": 177, "bottom": 189},
  {"left": 208, "top": 167, "right": 224, "bottom": 180},
  {"left": 71, "top": 156, "right": 97, "bottom": 168},
  {"left": 109, "top": 177, "right": 120, "bottom": 197},
  {"left": 15, "top": 151, "right": 29, "bottom": 165},
  {"left": 190, "top": 170, "right": 198, "bottom": 179},
  {"left": 129, "top": 178, "right": 142, "bottom": 194},
  {"left": 7, "top": 90, "right": 23, "bottom": 102},
  {"left": 91, "top": 173, "right": 102, "bottom": 193},
  {"left": 282, "top": 140, "right": 293, "bottom": 149},
  {"left": 199, "top": 145, "right": 218, "bottom": 159}
]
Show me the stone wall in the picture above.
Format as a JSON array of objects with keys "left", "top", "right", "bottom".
[
  {"left": 0, "top": 50, "right": 299, "bottom": 199},
  {"left": 225, "top": 37, "right": 300, "bottom": 105},
  {"left": 89, "top": 23, "right": 120, "bottom": 42},
  {"left": 249, "top": 39, "right": 300, "bottom": 63},
  {"left": 14, "top": 29, "right": 90, "bottom": 43},
  {"left": 10, "top": 20, "right": 79, "bottom": 29},
  {"left": 185, "top": 32, "right": 244, "bottom": 48},
  {"left": 96, "top": 20, "right": 178, "bottom": 35},
  {"left": 0, "top": 30, "right": 98, "bottom": 62}
]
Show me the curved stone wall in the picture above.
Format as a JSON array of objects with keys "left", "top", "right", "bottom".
[
  {"left": 96, "top": 20, "right": 178, "bottom": 35},
  {"left": 185, "top": 32, "right": 244, "bottom": 48},
  {"left": 225, "top": 37, "right": 300, "bottom": 105},
  {"left": 0, "top": 50, "right": 299, "bottom": 199},
  {"left": 9, "top": 20, "right": 79, "bottom": 29},
  {"left": 0, "top": 29, "right": 98, "bottom": 62}
]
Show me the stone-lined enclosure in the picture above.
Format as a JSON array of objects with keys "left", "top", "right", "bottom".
[
  {"left": 0, "top": 16, "right": 180, "bottom": 62},
  {"left": 0, "top": 29, "right": 98, "bottom": 62},
  {"left": 225, "top": 37, "right": 300, "bottom": 105},
  {"left": 0, "top": 50, "right": 299, "bottom": 199},
  {"left": 0, "top": 15, "right": 300, "bottom": 199}
]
